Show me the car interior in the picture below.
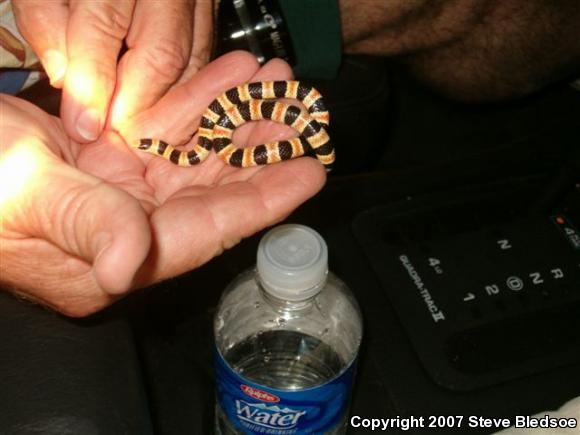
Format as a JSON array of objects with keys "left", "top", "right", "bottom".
[{"left": 1, "top": 54, "right": 579, "bottom": 434}]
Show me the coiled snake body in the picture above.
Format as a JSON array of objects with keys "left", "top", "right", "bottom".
[{"left": 131, "top": 80, "right": 334, "bottom": 169}]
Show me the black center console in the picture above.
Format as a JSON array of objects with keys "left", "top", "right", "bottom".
[{"left": 353, "top": 180, "right": 580, "bottom": 392}]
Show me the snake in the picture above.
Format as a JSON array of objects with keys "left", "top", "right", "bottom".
[{"left": 131, "top": 80, "right": 334, "bottom": 169}]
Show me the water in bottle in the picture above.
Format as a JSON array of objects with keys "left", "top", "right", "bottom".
[{"left": 214, "top": 224, "right": 363, "bottom": 434}]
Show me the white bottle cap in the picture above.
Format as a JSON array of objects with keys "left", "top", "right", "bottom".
[{"left": 257, "top": 224, "right": 328, "bottom": 301}]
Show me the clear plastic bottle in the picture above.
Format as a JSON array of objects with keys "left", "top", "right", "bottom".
[{"left": 214, "top": 224, "right": 363, "bottom": 435}]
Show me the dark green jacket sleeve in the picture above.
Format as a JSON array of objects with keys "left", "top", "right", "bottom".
[{"left": 278, "top": 0, "right": 342, "bottom": 79}]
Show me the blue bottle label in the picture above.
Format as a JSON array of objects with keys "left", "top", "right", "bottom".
[{"left": 215, "top": 349, "right": 356, "bottom": 434}]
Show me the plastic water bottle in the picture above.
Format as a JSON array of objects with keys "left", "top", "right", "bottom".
[{"left": 214, "top": 224, "right": 363, "bottom": 434}]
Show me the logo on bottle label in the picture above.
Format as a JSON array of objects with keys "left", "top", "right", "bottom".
[
  {"left": 241, "top": 385, "right": 280, "bottom": 403},
  {"left": 215, "top": 349, "right": 356, "bottom": 434}
]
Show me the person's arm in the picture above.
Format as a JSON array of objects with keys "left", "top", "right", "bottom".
[
  {"left": 339, "top": 0, "right": 580, "bottom": 101},
  {"left": 340, "top": 0, "right": 471, "bottom": 56}
]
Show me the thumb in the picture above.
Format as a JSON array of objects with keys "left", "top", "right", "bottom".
[
  {"left": 60, "top": 1, "right": 135, "bottom": 142},
  {"left": 0, "top": 139, "right": 151, "bottom": 297}
]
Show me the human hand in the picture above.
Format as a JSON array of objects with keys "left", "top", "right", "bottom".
[
  {"left": 0, "top": 52, "right": 326, "bottom": 316},
  {"left": 12, "top": 0, "right": 214, "bottom": 142}
]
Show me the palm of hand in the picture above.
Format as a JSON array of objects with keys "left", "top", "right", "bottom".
[
  {"left": 1, "top": 53, "right": 325, "bottom": 316},
  {"left": 78, "top": 116, "right": 322, "bottom": 284}
]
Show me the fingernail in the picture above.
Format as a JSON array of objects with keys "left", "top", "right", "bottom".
[
  {"left": 76, "top": 108, "right": 102, "bottom": 141},
  {"left": 42, "top": 50, "right": 67, "bottom": 86}
]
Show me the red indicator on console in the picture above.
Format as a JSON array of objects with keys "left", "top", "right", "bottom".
[{"left": 556, "top": 216, "right": 565, "bottom": 225}]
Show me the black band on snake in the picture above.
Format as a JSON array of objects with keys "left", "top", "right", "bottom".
[{"left": 131, "top": 80, "right": 334, "bottom": 169}]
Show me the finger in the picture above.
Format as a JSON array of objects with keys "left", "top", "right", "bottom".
[
  {"left": 122, "top": 51, "right": 261, "bottom": 202},
  {"left": 208, "top": 57, "right": 298, "bottom": 183},
  {"left": 61, "top": 0, "right": 135, "bottom": 142},
  {"left": 12, "top": 0, "right": 69, "bottom": 87},
  {"left": 118, "top": 50, "right": 261, "bottom": 144},
  {"left": 172, "top": 0, "right": 215, "bottom": 87},
  {"left": 137, "top": 55, "right": 293, "bottom": 202},
  {"left": 141, "top": 158, "right": 326, "bottom": 283},
  {"left": 0, "top": 128, "right": 150, "bottom": 312},
  {"left": 232, "top": 58, "right": 296, "bottom": 147},
  {"left": 190, "top": 0, "right": 214, "bottom": 69},
  {"left": 110, "top": 0, "right": 194, "bottom": 130}
]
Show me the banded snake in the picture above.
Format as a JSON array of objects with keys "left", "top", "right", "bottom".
[{"left": 131, "top": 80, "right": 334, "bottom": 169}]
